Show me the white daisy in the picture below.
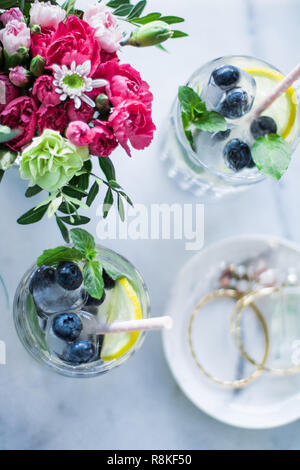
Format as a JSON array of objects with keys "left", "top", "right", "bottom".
[{"left": 53, "top": 60, "right": 107, "bottom": 109}]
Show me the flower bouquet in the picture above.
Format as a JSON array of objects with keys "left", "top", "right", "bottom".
[{"left": 0, "top": 0, "right": 187, "bottom": 241}]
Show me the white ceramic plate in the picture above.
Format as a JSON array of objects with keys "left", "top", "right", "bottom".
[{"left": 163, "top": 235, "right": 300, "bottom": 429}]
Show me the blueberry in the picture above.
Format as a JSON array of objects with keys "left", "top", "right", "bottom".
[
  {"left": 219, "top": 88, "right": 250, "bottom": 119},
  {"left": 212, "top": 65, "right": 240, "bottom": 89},
  {"left": 223, "top": 139, "right": 254, "bottom": 171},
  {"left": 103, "top": 269, "right": 115, "bottom": 290},
  {"left": 29, "top": 265, "right": 56, "bottom": 293},
  {"left": 56, "top": 262, "right": 83, "bottom": 291},
  {"left": 64, "top": 340, "right": 95, "bottom": 364},
  {"left": 250, "top": 116, "right": 277, "bottom": 139},
  {"left": 53, "top": 313, "right": 82, "bottom": 341},
  {"left": 213, "top": 129, "right": 231, "bottom": 142},
  {"left": 85, "top": 290, "right": 106, "bottom": 307}
]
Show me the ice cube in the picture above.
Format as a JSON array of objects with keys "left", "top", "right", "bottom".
[{"left": 32, "top": 281, "right": 86, "bottom": 315}]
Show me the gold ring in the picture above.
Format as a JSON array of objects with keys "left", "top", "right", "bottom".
[{"left": 188, "top": 289, "right": 269, "bottom": 388}]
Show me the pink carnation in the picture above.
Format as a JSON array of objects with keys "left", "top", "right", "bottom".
[
  {"left": 32, "top": 75, "right": 61, "bottom": 106},
  {"left": 30, "top": 0, "right": 66, "bottom": 30},
  {"left": 30, "top": 26, "right": 55, "bottom": 59},
  {"left": 89, "top": 121, "right": 118, "bottom": 157},
  {"left": 94, "top": 60, "right": 153, "bottom": 110},
  {"left": 9, "top": 66, "right": 30, "bottom": 88},
  {"left": 66, "top": 121, "right": 93, "bottom": 147},
  {"left": 0, "top": 73, "right": 20, "bottom": 113},
  {"left": 37, "top": 105, "right": 68, "bottom": 134},
  {"left": 1, "top": 96, "right": 37, "bottom": 151},
  {"left": 65, "top": 100, "right": 95, "bottom": 124},
  {"left": 0, "top": 8, "right": 24, "bottom": 26},
  {"left": 109, "top": 100, "right": 156, "bottom": 157},
  {"left": 0, "top": 20, "right": 30, "bottom": 56},
  {"left": 83, "top": 3, "right": 122, "bottom": 53}
]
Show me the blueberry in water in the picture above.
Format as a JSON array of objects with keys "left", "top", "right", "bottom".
[
  {"left": 219, "top": 88, "right": 250, "bottom": 119},
  {"left": 213, "top": 129, "right": 231, "bottom": 142},
  {"left": 212, "top": 65, "right": 240, "bottom": 89},
  {"left": 29, "top": 265, "right": 56, "bottom": 294},
  {"left": 85, "top": 290, "right": 106, "bottom": 307},
  {"left": 64, "top": 340, "right": 95, "bottom": 364},
  {"left": 56, "top": 262, "right": 83, "bottom": 291},
  {"left": 250, "top": 116, "right": 277, "bottom": 139},
  {"left": 103, "top": 269, "right": 115, "bottom": 290},
  {"left": 223, "top": 138, "right": 254, "bottom": 171},
  {"left": 53, "top": 312, "right": 82, "bottom": 341}
]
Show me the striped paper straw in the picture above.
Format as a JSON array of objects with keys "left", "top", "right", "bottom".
[{"left": 90, "top": 316, "right": 173, "bottom": 335}]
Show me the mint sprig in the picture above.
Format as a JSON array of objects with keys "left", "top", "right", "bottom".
[
  {"left": 178, "top": 86, "right": 227, "bottom": 147},
  {"left": 251, "top": 134, "right": 292, "bottom": 180},
  {"left": 37, "top": 229, "right": 105, "bottom": 300}
]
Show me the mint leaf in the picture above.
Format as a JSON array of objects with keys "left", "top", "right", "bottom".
[
  {"left": 70, "top": 228, "right": 95, "bottom": 256},
  {"left": 251, "top": 134, "right": 291, "bottom": 180},
  {"left": 83, "top": 260, "right": 104, "bottom": 300},
  {"left": 178, "top": 86, "right": 206, "bottom": 116},
  {"left": 26, "top": 294, "right": 49, "bottom": 352},
  {"left": 194, "top": 111, "right": 227, "bottom": 133},
  {"left": 37, "top": 246, "right": 83, "bottom": 267},
  {"left": 101, "top": 260, "right": 127, "bottom": 281}
]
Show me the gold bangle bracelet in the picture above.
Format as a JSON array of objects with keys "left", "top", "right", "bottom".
[
  {"left": 188, "top": 289, "right": 269, "bottom": 389},
  {"left": 232, "top": 287, "right": 300, "bottom": 376}
]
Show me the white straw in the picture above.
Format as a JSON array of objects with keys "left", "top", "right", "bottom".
[
  {"left": 253, "top": 62, "right": 300, "bottom": 118},
  {"left": 89, "top": 316, "right": 173, "bottom": 335}
]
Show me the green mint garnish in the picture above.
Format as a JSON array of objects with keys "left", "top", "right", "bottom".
[
  {"left": 178, "top": 85, "right": 227, "bottom": 146},
  {"left": 251, "top": 134, "right": 292, "bottom": 180},
  {"left": 37, "top": 228, "right": 104, "bottom": 300}
]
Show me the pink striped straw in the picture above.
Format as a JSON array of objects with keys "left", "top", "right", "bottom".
[
  {"left": 88, "top": 316, "right": 173, "bottom": 335},
  {"left": 254, "top": 62, "right": 300, "bottom": 118}
]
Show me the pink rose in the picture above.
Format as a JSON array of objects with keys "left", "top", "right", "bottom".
[
  {"left": 89, "top": 121, "right": 118, "bottom": 157},
  {"left": 30, "top": 26, "right": 55, "bottom": 59},
  {"left": 94, "top": 60, "right": 153, "bottom": 110},
  {"left": 83, "top": 3, "right": 122, "bottom": 53},
  {"left": 9, "top": 66, "right": 30, "bottom": 88},
  {"left": 47, "top": 16, "right": 101, "bottom": 76},
  {"left": 66, "top": 121, "right": 93, "bottom": 146},
  {"left": 1, "top": 96, "right": 37, "bottom": 151},
  {"left": 0, "top": 20, "right": 30, "bottom": 56},
  {"left": 0, "top": 73, "right": 20, "bottom": 113},
  {"left": 30, "top": 0, "right": 65, "bottom": 30},
  {"left": 37, "top": 105, "right": 68, "bottom": 134},
  {"left": 65, "top": 99, "right": 95, "bottom": 124},
  {"left": 109, "top": 100, "right": 156, "bottom": 156},
  {"left": 0, "top": 8, "right": 24, "bottom": 26},
  {"left": 32, "top": 75, "right": 61, "bottom": 106}
]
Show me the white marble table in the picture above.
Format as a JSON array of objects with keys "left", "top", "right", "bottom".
[{"left": 1, "top": 0, "right": 300, "bottom": 450}]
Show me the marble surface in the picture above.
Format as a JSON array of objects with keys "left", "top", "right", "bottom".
[{"left": 1, "top": 0, "right": 300, "bottom": 450}]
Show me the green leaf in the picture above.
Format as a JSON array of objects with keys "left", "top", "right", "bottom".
[
  {"left": 118, "top": 194, "right": 125, "bottom": 222},
  {"left": 17, "top": 204, "right": 49, "bottom": 225},
  {"left": 83, "top": 159, "right": 92, "bottom": 173},
  {"left": 63, "top": 194, "right": 89, "bottom": 210},
  {"left": 119, "top": 191, "right": 134, "bottom": 207},
  {"left": 0, "top": 126, "right": 20, "bottom": 144},
  {"left": 99, "top": 157, "right": 116, "bottom": 181},
  {"left": 70, "top": 228, "right": 95, "bottom": 255},
  {"left": 108, "top": 179, "right": 122, "bottom": 190},
  {"left": 34, "top": 192, "right": 58, "bottom": 210},
  {"left": 127, "top": 0, "right": 146, "bottom": 19},
  {"left": 251, "top": 134, "right": 292, "bottom": 180},
  {"left": 62, "top": 0, "right": 76, "bottom": 15},
  {"left": 103, "top": 188, "right": 114, "bottom": 218},
  {"left": 130, "top": 12, "right": 161, "bottom": 24},
  {"left": 58, "top": 201, "right": 78, "bottom": 215},
  {"left": 159, "top": 16, "right": 185, "bottom": 24},
  {"left": 77, "top": 172, "right": 90, "bottom": 191},
  {"left": 194, "top": 111, "right": 227, "bottom": 133},
  {"left": 0, "top": 1, "right": 20, "bottom": 9},
  {"left": 37, "top": 246, "right": 83, "bottom": 267},
  {"left": 0, "top": 170, "right": 4, "bottom": 184},
  {"left": 87, "top": 181, "right": 100, "bottom": 207},
  {"left": 83, "top": 260, "right": 104, "bottom": 300},
  {"left": 171, "top": 30, "right": 189, "bottom": 38},
  {"left": 63, "top": 186, "right": 88, "bottom": 199},
  {"left": 107, "top": 0, "right": 129, "bottom": 7},
  {"left": 47, "top": 196, "right": 63, "bottom": 218},
  {"left": 60, "top": 215, "right": 90, "bottom": 226},
  {"left": 26, "top": 294, "right": 48, "bottom": 352},
  {"left": 113, "top": 4, "right": 133, "bottom": 16},
  {"left": 56, "top": 217, "right": 70, "bottom": 244},
  {"left": 25, "top": 185, "right": 43, "bottom": 198},
  {"left": 178, "top": 86, "right": 206, "bottom": 116},
  {"left": 101, "top": 260, "right": 126, "bottom": 281}
]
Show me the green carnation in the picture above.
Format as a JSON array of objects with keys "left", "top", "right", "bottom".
[{"left": 20, "top": 129, "right": 90, "bottom": 193}]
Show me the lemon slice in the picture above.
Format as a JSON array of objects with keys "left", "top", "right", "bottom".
[
  {"left": 101, "top": 277, "right": 142, "bottom": 361},
  {"left": 243, "top": 67, "right": 297, "bottom": 139}
]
